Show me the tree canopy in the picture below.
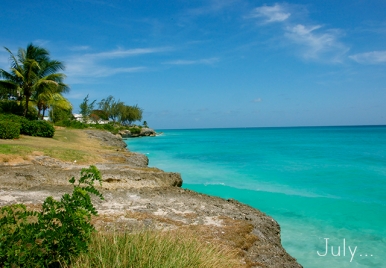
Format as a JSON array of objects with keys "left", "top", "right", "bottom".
[
  {"left": 97, "top": 95, "right": 143, "bottom": 125},
  {"left": 0, "top": 43, "right": 69, "bottom": 117}
]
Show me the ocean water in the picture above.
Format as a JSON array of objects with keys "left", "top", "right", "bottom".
[{"left": 125, "top": 126, "right": 386, "bottom": 267}]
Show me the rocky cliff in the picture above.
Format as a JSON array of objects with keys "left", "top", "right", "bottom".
[{"left": 0, "top": 129, "right": 302, "bottom": 267}]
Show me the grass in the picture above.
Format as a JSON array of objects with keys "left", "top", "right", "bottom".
[
  {"left": 42, "top": 147, "right": 89, "bottom": 162},
  {"left": 67, "top": 230, "right": 242, "bottom": 268},
  {"left": 0, "top": 144, "right": 33, "bottom": 156},
  {"left": 0, "top": 128, "right": 110, "bottom": 164}
]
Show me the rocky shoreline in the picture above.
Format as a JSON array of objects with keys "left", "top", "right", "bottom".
[
  {"left": 0, "top": 129, "right": 302, "bottom": 267},
  {"left": 118, "top": 127, "right": 157, "bottom": 138}
]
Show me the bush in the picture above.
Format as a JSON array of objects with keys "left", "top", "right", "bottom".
[
  {"left": 50, "top": 107, "right": 74, "bottom": 123},
  {"left": 0, "top": 121, "right": 20, "bottom": 139},
  {"left": 55, "top": 119, "right": 87, "bottom": 129},
  {"left": 0, "top": 114, "right": 55, "bottom": 138},
  {"left": 0, "top": 113, "right": 28, "bottom": 125},
  {"left": 128, "top": 127, "right": 141, "bottom": 134},
  {"left": 0, "top": 100, "right": 23, "bottom": 115},
  {"left": 22, "top": 120, "right": 55, "bottom": 138},
  {"left": 94, "top": 123, "right": 114, "bottom": 132},
  {"left": 0, "top": 166, "right": 104, "bottom": 267}
]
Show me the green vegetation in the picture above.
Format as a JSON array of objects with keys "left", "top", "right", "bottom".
[
  {"left": 0, "top": 44, "right": 69, "bottom": 118},
  {"left": 97, "top": 95, "right": 143, "bottom": 125},
  {"left": 56, "top": 94, "right": 146, "bottom": 134},
  {"left": 42, "top": 147, "right": 89, "bottom": 163},
  {"left": 0, "top": 121, "right": 20, "bottom": 139},
  {"left": 50, "top": 106, "right": 74, "bottom": 124},
  {"left": 98, "top": 95, "right": 125, "bottom": 123},
  {"left": 0, "top": 144, "right": 33, "bottom": 156},
  {"left": 0, "top": 128, "right": 110, "bottom": 164},
  {"left": 0, "top": 113, "right": 55, "bottom": 138},
  {"left": 21, "top": 120, "right": 55, "bottom": 138},
  {"left": 128, "top": 126, "right": 141, "bottom": 134},
  {"left": 55, "top": 119, "right": 88, "bottom": 129},
  {"left": 68, "top": 230, "right": 239, "bottom": 268},
  {"left": 79, "top": 94, "right": 96, "bottom": 123},
  {"left": 0, "top": 166, "right": 104, "bottom": 267},
  {"left": 0, "top": 43, "right": 149, "bottom": 139},
  {"left": 0, "top": 43, "right": 72, "bottom": 139}
]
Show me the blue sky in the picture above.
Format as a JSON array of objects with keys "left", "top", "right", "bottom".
[{"left": 1, "top": 0, "right": 386, "bottom": 129}]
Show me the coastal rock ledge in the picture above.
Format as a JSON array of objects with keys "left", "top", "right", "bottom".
[
  {"left": 118, "top": 127, "right": 157, "bottom": 138},
  {"left": 0, "top": 129, "right": 302, "bottom": 268}
]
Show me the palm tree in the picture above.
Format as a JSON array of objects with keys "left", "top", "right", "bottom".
[
  {"left": 46, "top": 93, "right": 72, "bottom": 122},
  {"left": 0, "top": 44, "right": 68, "bottom": 117},
  {"left": 32, "top": 87, "right": 71, "bottom": 119}
]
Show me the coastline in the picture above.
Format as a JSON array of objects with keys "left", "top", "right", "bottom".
[{"left": 0, "top": 129, "right": 302, "bottom": 267}]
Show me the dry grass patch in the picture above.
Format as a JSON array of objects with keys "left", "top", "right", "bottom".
[
  {"left": 0, "top": 129, "right": 117, "bottom": 164},
  {"left": 93, "top": 211, "right": 259, "bottom": 267},
  {"left": 0, "top": 153, "right": 31, "bottom": 164},
  {"left": 178, "top": 216, "right": 260, "bottom": 267},
  {"left": 67, "top": 229, "right": 243, "bottom": 268}
]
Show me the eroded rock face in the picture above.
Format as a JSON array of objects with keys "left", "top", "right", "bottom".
[
  {"left": 139, "top": 128, "right": 156, "bottom": 136},
  {"left": 118, "top": 129, "right": 131, "bottom": 138},
  {"left": 85, "top": 130, "right": 127, "bottom": 148},
  {"left": 0, "top": 156, "right": 181, "bottom": 190},
  {"left": 0, "top": 183, "right": 301, "bottom": 267},
  {"left": 117, "top": 128, "right": 156, "bottom": 138}
]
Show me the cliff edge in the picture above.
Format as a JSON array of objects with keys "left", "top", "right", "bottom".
[{"left": 0, "top": 129, "right": 302, "bottom": 267}]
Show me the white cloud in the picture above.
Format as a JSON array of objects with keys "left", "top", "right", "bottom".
[
  {"left": 32, "top": 39, "right": 51, "bottom": 47},
  {"left": 248, "top": 3, "right": 348, "bottom": 62},
  {"left": 349, "top": 51, "right": 386, "bottom": 64},
  {"left": 87, "top": 47, "right": 171, "bottom": 60},
  {"left": 65, "top": 58, "right": 145, "bottom": 80},
  {"left": 186, "top": 0, "right": 238, "bottom": 16},
  {"left": 164, "top": 57, "right": 219, "bottom": 65},
  {"left": 252, "top": 98, "right": 262, "bottom": 103},
  {"left": 64, "top": 46, "right": 170, "bottom": 81},
  {"left": 285, "top": 24, "right": 348, "bottom": 61},
  {"left": 248, "top": 3, "right": 291, "bottom": 23},
  {"left": 69, "top": 46, "right": 91, "bottom": 51}
]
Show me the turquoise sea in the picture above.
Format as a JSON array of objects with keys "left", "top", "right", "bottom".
[{"left": 125, "top": 126, "right": 386, "bottom": 267}]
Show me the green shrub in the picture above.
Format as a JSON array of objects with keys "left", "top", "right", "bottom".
[
  {"left": 0, "top": 100, "right": 24, "bottom": 115},
  {"left": 0, "top": 113, "right": 28, "bottom": 125},
  {"left": 0, "top": 121, "right": 20, "bottom": 139},
  {"left": 0, "top": 114, "right": 55, "bottom": 138},
  {"left": 55, "top": 119, "right": 87, "bottom": 129},
  {"left": 0, "top": 166, "right": 104, "bottom": 267},
  {"left": 50, "top": 107, "right": 74, "bottom": 123},
  {"left": 94, "top": 123, "right": 114, "bottom": 132},
  {"left": 128, "top": 127, "right": 141, "bottom": 134},
  {"left": 0, "top": 101, "right": 38, "bottom": 120},
  {"left": 22, "top": 120, "right": 55, "bottom": 138}
]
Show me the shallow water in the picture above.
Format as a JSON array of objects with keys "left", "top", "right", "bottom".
[{"left": 126, "top": 126, "right": 386, "bottom": 267}]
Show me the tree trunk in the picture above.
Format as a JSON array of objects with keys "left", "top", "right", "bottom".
[
  {"left": 42, "top": 107, "right": 46, "bottom": 119},
  {"left": 24, "top": 94, "right": 30, "bottom": 117},
  {"left": 37, "top": 105, "right": 42, "bottom": 119}
]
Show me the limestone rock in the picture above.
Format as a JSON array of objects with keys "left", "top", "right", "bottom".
[
  {"left": 118, "top": 129, "right": 131, "bottom": 138},
  {"left": 140, "top": 128, "right": 156, "bottom": 136}
]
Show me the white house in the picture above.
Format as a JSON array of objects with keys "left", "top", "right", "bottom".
[{"left": 72, "top": 113, "right": 109, "bottom": 124}]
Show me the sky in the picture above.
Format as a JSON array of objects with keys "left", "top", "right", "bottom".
[{"left": 1, "top": 0, "right": 386, "bottom": 129}]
